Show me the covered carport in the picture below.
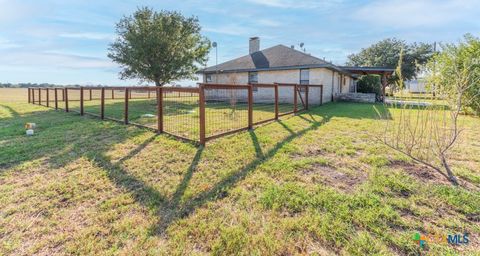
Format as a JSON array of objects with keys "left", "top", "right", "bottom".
[{"left": 340, "top": 66, "right": 395, "bottom": 102}]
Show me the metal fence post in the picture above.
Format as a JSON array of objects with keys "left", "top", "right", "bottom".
[
  {"left": 124, "top": 88, "right": 129, "bottom": 124},
  {"left": 28, "top": 88, "right": 31, "bottom": 103},
  {"left": 89, "top": 89, "right": 92, "bottom": 101},
  {"left": 320, "top": 85, "right": 323, "bottom": 105},
  {"left": 54, "top": 88, "right": 58, "bottom": 109},
  {"left": 248, "top": 84, "right": 253, "bottom": 129},
  {"left": 31, "top": 88, "right": 35, "bottom": 104},
  {"left": 101, "top": 88, "right": 105, "bottom": 119},
  {"left": 305, "top": 85, "right": 309, "bottom": 110},
  {"left": 112, "top": 89, "right": 114, "bottom": 99},
  {"left": 157, "top": 87, "right": 163, "bottom": 133},
  {"left": 46, "top": 88, "right": 50, "bottom": 107},
  {"left": 65, "top": 88, "right": 69, "bottom": 112},
  {"left": 80, "top": 87, "right": 84, "bottom": 115},
  {"left": 38, "top": 88, "right": 42, "bottom": 105},
  {"left": 293, "top": 84, "right": 298, "bottom": 113},
  {"left": 199, "top": 84, "right": 206, "bottom": 146},
  {"left": 274, "top": 84, "right": 279, "bottom": 120}
]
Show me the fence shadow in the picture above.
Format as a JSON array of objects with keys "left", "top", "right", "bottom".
[
  {"left": 0, "top": 104, "right": 21, "bottom": 119},
  {"left": 149, "top": 112, "right": 332, "bottom": 235},
  {"left": 5, "top": 98, "right": 390, "bottom": 241}
]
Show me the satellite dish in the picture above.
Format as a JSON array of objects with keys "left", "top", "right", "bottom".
[{"left": 212, "top": 42, "right": 217, "bottom": 47}]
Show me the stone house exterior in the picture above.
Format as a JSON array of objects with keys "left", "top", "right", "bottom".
[{"left": 197, "top": 37, "right": 357, "bottom": 105}]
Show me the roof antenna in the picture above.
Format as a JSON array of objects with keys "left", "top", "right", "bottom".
[{"left": 299, "top": 42, "right": 305, "bottom": 52}]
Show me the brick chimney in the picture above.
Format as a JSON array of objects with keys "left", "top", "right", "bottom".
[{"left": 249, "top": 37, "right": 260, "bottom": 54}]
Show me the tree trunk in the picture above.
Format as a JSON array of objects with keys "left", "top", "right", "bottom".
[
  {"left": 154, "top": 79, "right": 163, "bottom": 105},
  {"left": 441, "top": 156, "right": 459, "bottom": 186}
]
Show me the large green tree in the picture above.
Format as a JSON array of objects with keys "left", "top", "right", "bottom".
[
  {"left": 427, "top": 34, "right": 480, "bottom": 115},
  {"left": 108, "top": 7, "right": 211, "bottom": 86},
  {"left": 346, "top": 38, "right": 434, "bottom": 81}
]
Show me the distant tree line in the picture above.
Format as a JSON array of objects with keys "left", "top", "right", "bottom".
[
  {"left": 0, "top": 83, "right": 107, "bottom": 88},
  {"left": 0, "top": 82, "right": 195, "bottom": 88}
]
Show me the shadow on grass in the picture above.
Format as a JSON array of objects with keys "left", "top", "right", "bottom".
[
  {"left": 149, "top": 113, "right": 332, "bottom": 235},
  {"left": 0, "top": 104, "right": 20, "bottom": 119},
  {"left": 86, "top": 139, "right": 205, "bottom": 234},
  {"left": 1, "top": 101, "right": 386, "bottom": 238}
]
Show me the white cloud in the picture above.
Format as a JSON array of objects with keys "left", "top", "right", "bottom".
[
  {"left": 354, "top": 0, "right": 479, "bottom": 28},
  {"left": 0, "top": 50, "right": 116, "bottom": 70},
  {"left": 246, "top": 0, "right": 343, "bottom": 9},
  {"left": 257, "top": 19, "right": 282, "bottom": 27},
  {"left": 59, "top": 32, "right": 115, "bottom": 41},
  {"left": 203, "top": 24, "right": 254, "bottom": 36},
  {"left": 0, "top": 38, "right": 21, "bottom": 49},
  {"left": 0, "top": 0, "right": 37, "bottom": 23}
]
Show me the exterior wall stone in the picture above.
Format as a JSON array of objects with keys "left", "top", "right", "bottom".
[
  {"left": 335, "top": 93, "right": 376, "bottom": 103},
  {"left": 203, "top": 67, "right": 353, "bottom": 105}
]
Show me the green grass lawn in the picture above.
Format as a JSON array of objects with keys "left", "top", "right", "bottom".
[{"left": 1, "top": 88, "right": 479, "bottom": 255}]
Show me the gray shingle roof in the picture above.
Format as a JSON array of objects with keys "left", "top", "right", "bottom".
[{"left": 199, "top": 44, "right": 349, "bottom": 75}]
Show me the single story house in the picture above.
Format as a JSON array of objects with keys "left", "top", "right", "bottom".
[{"left": 197, "top": 37, "right": 394, "bottom": 104}]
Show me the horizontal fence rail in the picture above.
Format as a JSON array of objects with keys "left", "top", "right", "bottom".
[{"left": 27, "top": 83, "right": 323, "bottom": 145}]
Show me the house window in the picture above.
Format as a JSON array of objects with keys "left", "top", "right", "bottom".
[
  {"left": 248, "top": 72, "right": 258, "bottom": 83},
  {"left": 248, "top": 72, "right": 258, "bottom": 91},
  {"left": 300, "top": 69, "right": 309, "bottom": 85},
  {"left": 206, "top": 74, "right": 212, "bottom": 83}
]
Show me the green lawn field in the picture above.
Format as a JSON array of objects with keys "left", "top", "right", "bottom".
[{"left": 1, "top": 88, "right": 479, "bottom": 255}]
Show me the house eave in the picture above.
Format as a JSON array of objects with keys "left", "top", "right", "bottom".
[{"left": 197, "top": 64, "right": 354, "bottom": 77}]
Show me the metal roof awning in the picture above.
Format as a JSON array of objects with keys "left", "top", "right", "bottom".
[{"left": 339, "top": 66, "right": 395, "bottom": 75}]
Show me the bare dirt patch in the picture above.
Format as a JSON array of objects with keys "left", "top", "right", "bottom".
[
  {"left": 389, "top": 160, "right": 451, "bottom": 185},
  {"left": 389, "top": 160, "right": 479, "bottom": 190},
  {"left": 302, "top": 163, "right": 367, "bottom": 193}
]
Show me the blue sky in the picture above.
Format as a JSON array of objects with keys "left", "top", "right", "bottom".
[{"left": 0, "top": 0, "right": 479, "bottom": 86}]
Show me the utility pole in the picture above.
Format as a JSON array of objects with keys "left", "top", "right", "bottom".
[
  {"left": 213, "top": 42, "right": 218, "bottom": 83},
  {"left": 433, "top": 41, "right": 436, "bottom": 97}
]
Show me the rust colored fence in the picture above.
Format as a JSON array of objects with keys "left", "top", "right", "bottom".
[{"left": 28, "top": 83, "right": 323, "bottom": 145}]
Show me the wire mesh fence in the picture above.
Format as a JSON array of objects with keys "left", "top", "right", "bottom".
[
  {"left": 28, "top": 83, "right": 322, "bottom": 145},
  {"left": 67, "top": 88, "right": 82, "bottom": 113},
  {"left": 83, "top": 88, "right": 103, "bottom": 117},
  {"left": 57, "top": 88, "right": 66, "bottom": 110},
  {"left": 277, "top": 84, "right": 297, "bottom": 116},
  {"left": 308, "top": 85, "right": 324, "bottom": 107},
  {"left": 297, "top": 85, "right": 308, "bottom": 112},
  {"left": 163, "top": 88, "right": 200, "bottom": 141},
  {"left": 126, "top": 88, "right": 158, "bottom": 129},
  {"left": 252, "top": 84, "right": 276, "bottom": 125},
  {"left": 31, "top": 88, "right": 39, "bottom": 105},
  {"left": 203, "top": 84, "right": 250, "bottom": 139},
  {"left": 103, "top": 88, "right": 127, "bottom": 122}
]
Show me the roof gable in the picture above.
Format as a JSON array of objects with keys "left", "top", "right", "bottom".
[{"left": 201, "top": 44, "right": 330, "bottom": 73}]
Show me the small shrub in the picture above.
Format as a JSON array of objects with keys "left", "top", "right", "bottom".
[{"left": 356, "top": 75, "right": 382, "bottom": 96}]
